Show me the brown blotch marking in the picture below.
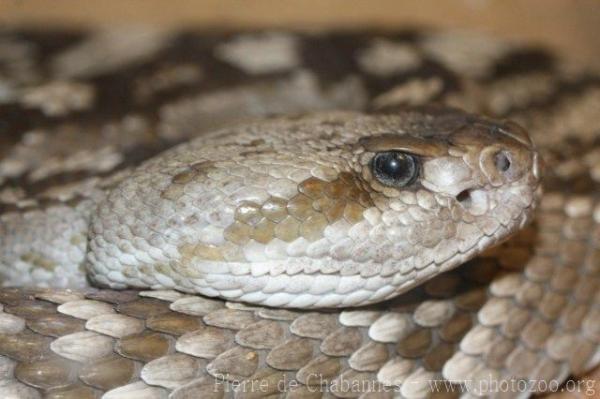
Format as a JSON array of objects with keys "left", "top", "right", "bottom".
[
  {"left": 154, "top": 263, "right": 174, "bottom": 277},
  {"left": 69, "top": 234, "right": 86, "bottom": 246},
  {"left": 274, "top": 216, "right": 301, "bottom": 242},
  {"left": 195, "top": 171, "right": 372, "bottom": 249},
  {"left": 204, "top": 309, "right": 257, "bottom": 330},
  {"left": 454, "top": 288, "right": 488, "bottom": 311},
  {"left": 252, "top": 218, "right": 276, "bottom": 244},
  {"left": 224, "top": 221, "right": 253, "bottom": 245},
  {"left": 152, "top": 264, "right": 187, "bottom": 288},
  {"left": 338, "top": 171, "right": 356, "bottom": 184},
  {"left": 358, "top": 192, "right": 372, "bottom": 208},
  {"left": 28, "top": 314, "right": 86, "bottom": 338},
  {"left": 298, "top": 177, "right": 326, "bottom": 199},
  {"left": 192, "top": 160, "right": 215, "bottom": 171},
  {"left": 239, "top": 148, "right": 276, "bottom": 157},
  {"left": 266, "top": 338, "right": 315, "bottom": 370},
  {"left": 324, "top": 200, "right": 346, "bottom": 222},
  {"left": 235, "top": 201, "right": 263, "bottom": 225},
  {"left": 138, "top": 264, "right": 155, "bottom": 278},
  {"left": 5, "top": 299, "right": 57, "bottom": 319},
  {"left": 320, "top": 327, "right": 363, "bottom": 356},
  {"left": 162, "top": 160, "right": 215, "bottom": 200},
  {"left": 297, "top": 356, "right": 342, "bottom": 385},
  {"left": 269, "top": 172, "right": 371, "bottom": 242},
  {"left": 261, "top": 197, "right": 288, "bottom": 222},
  {"left": 117, "top": 298, "right": 171, "bottom": 319},
  {"left": 516, "top": 281, "right": 544, "bottom": 306},
  {"left": 313, "top": 195, "right": 334, "bottom": 212},
  {"left": 0, "top": 330, "right": 53, "bottom": 362},
  {"left": 0, "top": 288, "right": 31, "bottom": 306},
  {"left": 116, "top": 332, "right": 172, "bottom": 362},
  {"left": 147, "top": 312, "right": 203, "bottom": 336},
  {"left": 172, "top": 170, "right": 196, "bottom": 184},
  {"left": 235, "top": 320, "right": 286, "bottom": 349},
  {"left": 85, "top": 290, "right": 140, "bottom": 305},
  {"left": 502, "top": 307, "right": 531, "bottom": 338},
  {"left": 348, "top": 342, "right": 388, "bottom": 371},
  {"left": 206, "top": 346, "right": 259, "bottom": 380},
  {"left": 521, "top": 317, "right": 553, "bottom": 349},
  {"left": 343, "top": 201, "right": 366, "bottom": 224},
  {"left": 220, "top": 242, "right": 246, "bottom": 262},
  {"left": 244, "top": 139, "right": 266, "bottom": 147},
  {"left": 180, "top": 242, "right": 225, "bottom": 263},
  {"left": 539, "top": 292, "right": 568, "bottom": 320},
  {"left": 183, "top": 325, "right": 236, "bottom": 357},
  {"left": 323, "top": 178, "right": 347, "bottom": 199},
  {"left": 423, "top": 342, "right": 454, "bottom": 371},
  {"left": 345, "top": 181, "right": 364, "bottom": 199},
  {"left": 20, "top": 253, "right": 57, "bottom": 271},
  {"left": 300, "top": 213, "right": 329, "bottom": 242},
  {"left": 287, "top": 193, "right": 314, "bottom": 220},
  {"left": 171, "top": 260, "right": 205, "bottom": 279},
  {"left": 396, "top": 328, "right": 432, "bottom": 358},
  {"left": 78, "top": 354, "right": 137, "bottom": 390},
  {"left": 175, "top": 240, "right": 245, "bottom": 276},
  {"left": 560, "top": 243, "right": 588, "bottom": 268},
  {"left": 439, "top": 312, "right": 472, "bottom": 343},
  {"left": 121, "top": 266, "right": 139, "bottom": 279},
  {"left": 160, "top": 183, "right": 185, "bottom": 201},
  {"left": 15, "top": 355, "right": 77, "bottom": 389},
  {"left": 560, "top": 303, "right": 588, "bottom": 331},
  {"left": 485, "top": 337, "right": 516, "bottom": 368}
]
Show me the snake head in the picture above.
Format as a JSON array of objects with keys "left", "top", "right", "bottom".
[
  {"left": 88, "top": 107, "right": 541, "bottom": 308},
  {"left": 351, "top": 106, "right": 542, "bottom": 292}
]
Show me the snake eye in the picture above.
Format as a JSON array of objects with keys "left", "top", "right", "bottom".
[{"left": 372, "top": 151, "right": 419, "bottom": 187}]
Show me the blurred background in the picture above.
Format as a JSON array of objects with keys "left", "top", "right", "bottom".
[{"left": 1, "top": 0, "right": 600, "bottom": 68}]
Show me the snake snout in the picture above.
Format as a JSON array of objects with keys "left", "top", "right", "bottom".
[
  {"left": 479, "top": 141, "right": 536, "bottom": 187},
  {"left": 478, "top": 120, "right": 541, "bottom": 189},
  {"left": 453, "top": 122, "right": 540, "bottom": 216}
]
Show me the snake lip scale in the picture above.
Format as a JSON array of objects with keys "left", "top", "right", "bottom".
[{"left": 0, "top": 28, "right": 598, "bottom": 399}]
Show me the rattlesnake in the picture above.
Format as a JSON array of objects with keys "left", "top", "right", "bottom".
[{"left": 0, "top": 28, "right": 599, "bottom": 399}]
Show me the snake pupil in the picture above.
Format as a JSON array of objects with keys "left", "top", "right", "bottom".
[{"left": 372, "top": 151, "right": 419, "bottom": 187}]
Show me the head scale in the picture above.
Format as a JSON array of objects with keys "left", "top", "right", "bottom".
[{"left": 88, "top": 106, "right": 541, "bottom": 308}]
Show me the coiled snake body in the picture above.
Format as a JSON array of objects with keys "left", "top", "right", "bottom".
[{"left": 0, "top": 28, "right": 599, "bottom": 398}]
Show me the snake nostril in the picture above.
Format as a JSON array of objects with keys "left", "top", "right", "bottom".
[
  {"left": 456, "top": 189, "right": 472, "bottom": 208},
  {"left": 494, "top": 151, "right": 511, "bottom": 173},
  {"left": 456, "top": 188, "right": 489, "bottom": 215}
]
